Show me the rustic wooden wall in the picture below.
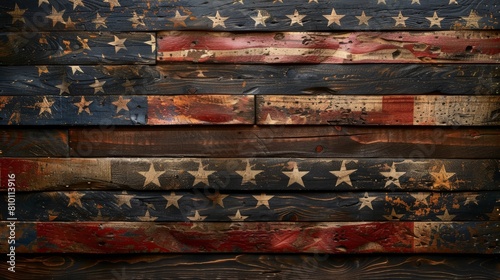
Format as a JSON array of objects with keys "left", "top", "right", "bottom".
[{"left": 0, "top": 0, "right": 499, "bottom": 278}]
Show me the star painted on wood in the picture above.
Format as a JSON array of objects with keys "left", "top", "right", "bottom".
[
  {"left": 115, "top": 191, "right": 133, "bottom": 208},
  {"left": 65, "top": 16, "right": 76, "bottom": 29},
  {"left": 411, "top": 192, "right": 430, "bottom": 206},
  {"left": 38, "top": 0, "right": 50, "bottom": 6},
  {"left": 8, "top": 4, "right": 26, "bottom": 24},
  {"left": 208, "top": 11, "right": 229, "bottom": 28},
  {"left": 449, "top": 0, "right": 458, "bottom": 4},
  {"left": 436, "top": 209, "right": 456, "bottom": 221},
  {"left": 359, "top": 192, "right": 376, "bottom": 210},
  {"left": 187, "top": 210, "right": 207, "bottom": 221},
  {"left": 207, "top": 191, "right": 229, "bottom": 208},
  {"left": 380, "top": 162, "right": 406, "bottom": 189},
  {"left": 90, "top": 78, "right": 106, "bottom": 93},
  {"left": 356, "top": 11, "right": 371, "bottom": 26},
  {"left": 55, "top": 77, "right": 71, "bottom": 94},
  {"left": 330, "top": 160, "right": 357, "bottom": 187},
  {"left": 323, "top": 8, "right": 344, "bottom": 27},
  {"left": 36, "top": 66, "right": 49, "bottom": 76},
  {"left": 138, "top": 210, "right": 157, "bottom": 221},
  {"left": 93, "top": 13, "right": 108, "bottom": 29},
  {"left": 411, "top": 0, "right": 420, "bottom": 4},
  {"left": 169, "top": 10, "right": 189, "bottom": 27},
  {"left": 76, "top": 36, "right": 91, "bottom": 50},
  {"left": 264, "top": 113, "right": 279, "bottom": 124},
  {"left": 47, "top": 7, "right": 66, "bottom": 27},
  {"left": 462, "top": 10, "right": 481, "bottom": 28},
  {"left": 426, "top": 11, "right": 444, "bottom": 28},
  {"left": 253, "top": 193, "right": 274, "bottom": 209},
  {"left": 430, "top": 165, "right": 455, "bottom": 190},
  {"left": 464, "top": 194, "right": 479, "bottom": 205},
  {"left": 69, "top": 0, "right": 85, "bottom": 10},
  {"left": 251, "top": 10, "right": 270, "bottom": 27},
  {"left": 145, "top": 35, "right": 156, "bottom": 53},
  {"left": 383, "top": 208, "right": 404, "bottom": 220},
  {"left": 73, "top": 96, "right": 93, "bottom": 115},
  {"left": 287, "top": 10, "right": 306, "bottom": 26},
  {"left": 283, "top": 163, "right": 309, "bottom": 187},
  {"left": 392, "top": 11, "right": 409, "bottom": 27},
  {"left": 65, "top": 191, "right": 84, "bottom": 208},
  {"left": 236, "top": 160, "right": 264, "bottom": 185},
  {"left": 104, "top": 0, "right": 121, "bottom": 11},
  {"left": 188, "top": 162, "right": 216, "bottom": 186},
  {"left": 35, "top": 96, "right": 55, "bottom": 115},
  {"left": 273, "top": 0, "right": 283, "bottom": 3},
  {"left": 128, "top": 12, "right": 145, "bottom": 28},
  {"left": 309, "top": 0, "right": 319, "bottom": 3},
  {"left": 138, "top": 163, "right": 165, "bottom": 188},
  {"left": 233, "top": 0, "right": 244, "bottom": 4},
  {"left": 229, "top": 210, "right": 248, "bottom": 221},
  {"left": 487, "top": 207, "right": 500, "bottom": 220},
  {"left": 70, "top": 66, "right": 84, "bottom": 75},
  {"left": 112, "top": 96, "right": 131, "bottom": 113},
  {"left": 163, "top": 192, "right": 183, "bottom": 209},
  {"left": 122, "top": 79, "right": 135, "bottom": 93},
  {"left": 377, "top": 0, "right": 386, "bottom": 4},
  {"left": 108, "top": 35, "right": 127, "bottom": 53}
]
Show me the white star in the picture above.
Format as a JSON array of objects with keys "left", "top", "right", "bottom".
[
  {"left": 330, "top": 160, "right": 357, "bottom": 187},
  {"left": 323, "top": 8, "right": 344, "bottom": 27},
  {"left": 437, "top": 209, "right": 456, "bottom": 221},
  {"left": 359, "top": 192, "right": 376, "bottom": 210},
  {"left": 251, "top": 10, "right": 270, "bottom": 27},
  {"left": 128, "top": 11, "right": 145, "bottom": 28},
  {"left": 163, "top": 192, "right": 183, "bottom": 209},
  {"left": 411, "top": 192, "right": 430, "bottom": 206},
  {"left": 46, "top": 7, "right": 66, "bottom": 27},
  {"left": 287, "top": 9, "right": 306, "bottom": 26},
  {"left": 253, "top": 193, "right": 274, "bottom": 209},
  {"left": 65, "top": 191, "right": 84, "bottom": 208},
  {"left": 7, "top": 4, "right": 26, "bottom": 24},
  {"left": 449, "top": 0, "right": 458, "bottom": 4},
  {"left": 169, "top": 10, "right": 189, "bottom": 27},
  {"left": 69, "top": 0, "right": 85, "bottom": 10},
  {"left": 383, "top": 208, "right": 404, "bottom": 220},
  {"left": 104, "top": 0, "right": 121, "bottom": 11},
  {"left": 208, "top": 11, "right": 228, "bottom": 28},
  {"left": 35, "top": 96, "right": 54, "bottom": 115},
  {"left": 392, "top": 11, "right": 409, "bottom": 27},
  {"left": 138, "top": 210, "right": 157, "bottom": 221},
  {"left": 464, "top": 194, "right": 479, "bottom": 205},
  {"left": 236, "top": 160, "right": 263, "bottom": 185},
  {"left": 377, "top": 0, "right": 386, "bottom": 4},
  {"left": 115, "top": 191, "right": 133, "bottom": 208},
  {"left": 462, "top": 10, "right": 481, "bottom": 28},
  {"left": 38, "top": 0, "right": 50, "bottom": 6},
  {"left": 356, "top": 11, "right": 372, "bottom": 26},
  {"left": 89, "top": 78, "right": 106, "bottom": 93},
  {"left": 145, "top": 35, "right": 156, "bottom": 53},
  {"left": 187, "top": 210, "right": 206, "bottom": 221},
  {"left": 188, "top": 162, "right": 215, "bottom": 186},
  {"left": 138, "top": 163, "right": 165, "bottom": 188},
  {"left": 93, "top": 13, "right": 108, "bottom": 29},
  {"left": 228, "top": 210, "right": 248, "bottom": 221},
  {"left": 108, "top": 35, "right": 127, "bottom": 53},
  {"left": 112, "top": 96, "right": 131, "bottom": 113},
  {"left": 55, "top": 77, "right": 71, "bottom": 94},
  {"left": 426, "top": 11, "right": 444, "bottom": 28},
  {"left": 380, "top": 162, "right": 406, "bottom": 189},
  {"left": 69, "top": 66, "right": 84, "bottom": 75},
  {"left": 430, "top": 165, "right": 455, "bottom": 190},
  {"left": 73, "top": 96, "right": 93, "bottom": 115},
  {"left": 411, "top": 0, "right": 420, "bottom": 4},
  {"left": 283, "top": 163, "right": 309, "bottom": 187}
]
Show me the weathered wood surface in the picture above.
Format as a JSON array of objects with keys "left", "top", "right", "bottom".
[
  {"left": 1, "top": 158, "right": 498, "bottom": 191},
  {"left": 1, "top": 64, "right": 499, "bottom": 96},
  {"left": 0, "top": 129, "right": 68, "bottom": 157},
  {"left": 157, "top": 31, "right": 500, "bottom": 64},
  {"left": 1, "top": 191, "right": 497, "bottom": 222},
  {"left": 1, "top": 254, "right": 498, "bottom": 280},
  {"left": 0, "top": 32, "right": 156, "bottom": 65},
  {"left": 69, "top": 126, "right": 500, "bottom": 158},
  {"left": 0, "top": 95, "right": 253, "bottom": 125},
  {"left": 1, "top": 221, "right": 498, "bottom": 253},
  {"left": 258, "top": 95, "right": 500, "bottom": 126},
  {"left": 1, "top": 0, "right": 498, "bottom": 31}
]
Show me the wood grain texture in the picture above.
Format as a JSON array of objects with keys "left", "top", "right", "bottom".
[
  {"left": 0, "top": 129, "right": 68, "bottom": 157},
  {"left": 69, "top": 126, "right": 500, "bottom": 158},
  {"left": 2, "top": 191, "right": 497, "bottom": 222},
  {"left": 0, "top": 32, "right": 155, "bottom": 65},
  {"left": 1, "top": 221, "right": 498, "bottom": 254},
  {"left": 1, "top": 158, "right": 498, "bottom": 191},
  {"left": 1, "top": 64, "right": 498, "bottom": 96},
  {"left": 1, "top": 254, "right": 498, "bottom": 280},
  {"left": 1, "top": 0, "right": 498, "bottom": 31},
  {"left": 257, "top": 95, "right": 500, "bottom": 126},
  {"left": 157, "top": 31, "right": 500, "bottom": 64}
]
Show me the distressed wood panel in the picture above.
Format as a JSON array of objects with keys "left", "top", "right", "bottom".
[
  {"left": 157, "top": 31, "right": 500, "bottom": 64},
  {"left": 1, "top": 0, "right": 498, "bottom": 31},
  {"left": 0, "top": 32, "right": 156, "bottom": 65},
  {"left": 1, "top": 221, "right": 498, "bottom": 254},
  {"left": 257, "top": 95, "right": 500, "bottom": 126},
  {"left": 1, "top": 64, "right": 499, "bottom": 96},
  {"left": 69, "top": 126, "right": 500, "bottom": 158},
  {"left": 1, "top": 254, "right": 498, "bottom": 280},
  {"left": 0, "top": 95, "right": 253, "bottom": 125},
  {"left": 1, "top": 191, "right": 497, "bottom": 222},
  {"left": 0, "top": 129, "right": 68, "bottom": 157},
  {"left": 1, "top": 158, "right": 498, "bottom": 192}
]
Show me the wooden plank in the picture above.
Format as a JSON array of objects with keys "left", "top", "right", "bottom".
[
  {"left": 1, "top": 221, "right": 498, "bottom": 253},
  {"left": 1, "top": 191, "right": 497, "bottom": 222},
  {"left": 0, "top": 32, "right": 156, "bottom": 65},
  {"left": 0, "top": 95, "right": 253, "bottom": 125},
  {"left": 257, "top": 95, "right": 500, "bottom": 126},
  {"left": 157, "top": 31, "right": 500, "bottom": 64},
  {"left": 1, "top": 158, "right": 498, "bottom": 191},
  {"left": 1, "top": 254, "right": 498, "bottom": 279},
  {"left": 1, "top": 64, "right": 499, "bottom": 96},
  {"left": 0, "top": 129, "right": 68, "bottom": 157},
  {"left": 1, "top": 0, "right": 498, "bottom": 31},
  {"left": 68, "top": 126, "right": 500, "bottom": 158}
]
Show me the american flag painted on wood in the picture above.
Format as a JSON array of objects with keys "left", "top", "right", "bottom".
[{"left": 1, "top": 0, "right": 499, "bottom": 278}]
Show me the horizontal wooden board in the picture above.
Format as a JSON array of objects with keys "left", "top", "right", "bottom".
[
  {"left": 1, "top": 254, "right": 498, "bottom": 279},
  {"left": 1, "top": 191, "right": 497, "bottom": 222},
  {"left": 0, "top": 95, "right": 253, "bottom": 125},
  {"left": 1, "top": 221, "right": 498, "bottom": 253},
  {"left": 258, "top": 95, "right": 500, "bottom": 126},
  {"left": 0, "top": 32, "right": 155, "bottom": 65},
  {"left": 1, "top": 0, "right": 498, "bottom": 31},
  {"left": 1, "top": 158, "right": 498, "bottom": 191},
  {"left": 1, "top": 64, "right": 499, "bottom": 96},
  {"left": 69, "top": 126, "right": 500, "bottom": 158},
  {"left": 157, "top": 31, "right": 500, "bottom": 64},
  {"left": 0, "top": 129, "right": 68, "bottom": 157}
]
